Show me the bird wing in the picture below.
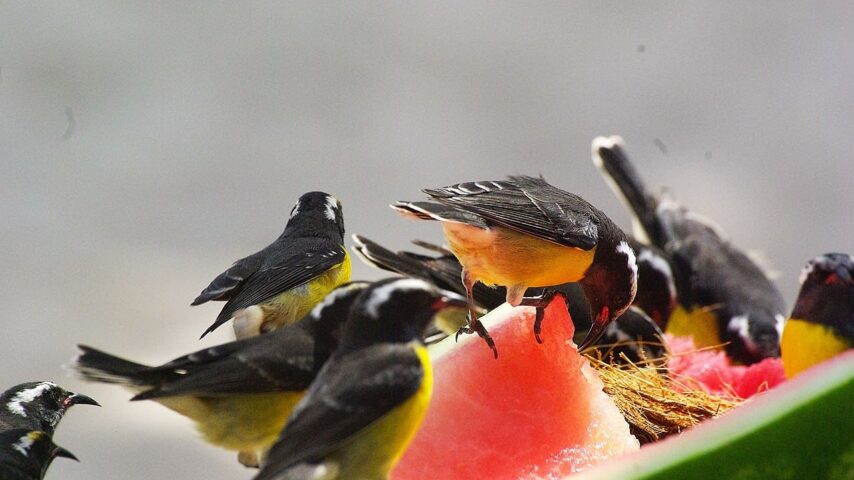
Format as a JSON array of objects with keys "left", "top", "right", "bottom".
[
  {"left": 255, "top": 344, "right": 424, "bottom": 479},
  {"left": 134, "top": 328, "right": 320, "bottom": 399},
  {"left": 423, "top": 175, "right": 599, "bottom": 250},
  {"left": 192, "top": 250, "right": 266, "bottom": 305},
  {"left": 203, "top": 240, "right": 347, "bottom": 335}
]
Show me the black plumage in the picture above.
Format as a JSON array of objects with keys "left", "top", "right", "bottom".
[
  {"left": 593, "top": 135, "right": 786, "bottom": 364},
  {"left": 0, "top": 430, "right": 76, "bottom": 480},
  {"left": 193, "top": 191, "right": 348, "bottom": 338},
  {"left": 0, "top": 382, "right": 98, "bottom": 436}
]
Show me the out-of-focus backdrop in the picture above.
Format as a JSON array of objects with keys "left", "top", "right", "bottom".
[{"left": 2, "top": 2, "right": 852, "bottom": 478}]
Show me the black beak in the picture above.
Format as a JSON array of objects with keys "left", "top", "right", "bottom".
[
  {"left": 53, "top": 446, "right": 79, "bottom": 462},
  {"left": 578, "top": 307, "right": 610, "bottom": 351},
  {"left": 69, "top": 393, "right": 100, "bottom": 407}
]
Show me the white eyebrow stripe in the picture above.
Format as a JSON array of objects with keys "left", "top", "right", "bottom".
[
  {"left": 7, "top": 382, "right": 56, "bottom": 417},
  {"left": 324, "top": 195, "right": 338, "bottom": 221}
]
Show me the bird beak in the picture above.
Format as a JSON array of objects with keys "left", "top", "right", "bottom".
[
  {"left": 579, "top": 307, "right": 609, "bottom": 351},
  {"left": 67, "top": 393, "right": 100, "bottom": 407},
  {"left": 834, "top": 265, "right": 852, "bottom": 283},
  {"left": 53, "top": 446, "right": 79, "bottom": 462},
  {"left": 433, "top": 290, "right": 471, "bottom": 311}
]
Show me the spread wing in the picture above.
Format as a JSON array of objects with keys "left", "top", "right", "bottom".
[
  {"left": 254, "top": 344, "right": 424, "bottom": 480},
  {"left": 134, "top": 327, "right": 322, "bottom": 399},
  {"left": 202, "top": 239, "right": 347, "bottom": 336},
  {"left": 423, "top": 175, "right": 599, "bottom": 250}
]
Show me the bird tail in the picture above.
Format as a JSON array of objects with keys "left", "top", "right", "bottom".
[
  {"left": 72, "top": 345, "right": 163, "bottom": 387},
  {"left": 351, "top": 235, "right": 432, "bottom": 277},
  {"left": 591, "top": 136, "right": 669, "bottom": 247},
  {"left": 391, "top": 201, "right": 489, "bottom": 228}
]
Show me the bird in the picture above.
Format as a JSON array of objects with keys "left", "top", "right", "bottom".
[
  {"left": 193, "top": 191, "right": 351, "bottom": 339},
  {"left": 254, "top": 277, "right": 468, "bottom": 480},
  {"left": 781, "top": 253, "right": 854, "bottom": 378},
  {"left": 588, "top": 306, "right": 668, "bottom": 367},
  {"left": 350, "top": 234, "right": 590, "bottom": 338},
  {"left": 628, "top": 237, "right": 677, "bottom": 329},
  {"left": 592, "top": 135, "right": 786, "bottom": 364},
  {"left": 0, "top": 382, "right": 98, "bottom": 435},
  {"left": 392, "top": 175, "right": 638, "bottom": 356},
  {"left": 0, "top": 429, "right": 77, "bottom": 480},
  {"left": 74, "top": 282, "right": 370, "bottom": 468},
  {"left": 352, "top": 234, "right": 674, "bottom": 366}
]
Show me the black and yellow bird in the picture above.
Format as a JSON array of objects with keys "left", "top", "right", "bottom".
[
  {"left": 0, "top": 382, "right": 98, "bottom": 435},
  {"left": 593, "top": 136, "right": 786, "bottom": 364},
  {"left": 0, "top": 429, "right": 77, "bottom": 480},
  {"left": 392, "top": 175, "right": 638, "bottom": 356},
  {"left": 351, "top": 234, "right": 591, "bottom": 337},
  {"left": 193, "top": 191, "right": 351, "bottom": 339},
  {"left": 781, "top": 253, "right": 854, "bottom": 378},
  {"left": 352, "top": 234, "right": 670, "bottom": 363},
  {"left": 254, "top": 278, "right": 467, "bottom": 480},
  {"left": 74, "top": 282, "right": 370, "bottom": 468}
]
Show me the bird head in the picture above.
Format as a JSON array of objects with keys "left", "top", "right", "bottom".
[
  {"left": 0, "top": 430, "right": 77, "bottom": 477},
  {"left": 579, "top": 240, "right": 638, "bottom": 350},
  {"left": 304, "top": 281, "right": 372, "bottom": 340},
  {"left": 1, "top": 382, "right": 99, "bottom": 433},
  {"left": 791, "top": 253, "right": 854, "bottom": 333},
  {"left": 342, "top": 278, "right": 470, "bottom": 348},
  {"left": 286, "top": 191, "right": 345, "bottom": 240},
  {"left": 632, "top": 242, "right": 677, "bottom": 327}
]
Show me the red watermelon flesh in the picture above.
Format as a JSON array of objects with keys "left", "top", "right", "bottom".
[
  {"left": 392, "top": 299, "right": 639, "bottom": 480},
  {"left": 667, "top": 335, "right": 786, "bottom": 399}
]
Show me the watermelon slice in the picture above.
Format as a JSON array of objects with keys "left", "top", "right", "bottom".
[
  {"left": 574, "top": 350, "right": 854, "bottom": 480},
  {"left": 667, "top": 335, "right": 786, "bottom": 399},
  {"left": 392, "top": 298, "right": 639, "bottom": 480}
]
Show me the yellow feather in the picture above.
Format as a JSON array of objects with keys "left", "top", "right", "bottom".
[
  {"left": 155, "top": 392, "right": 305, "bottom": 453},
  {"left": 256, "top": 250, "right": 352, "bottom": 333},
  {"left": 441, "top": 223, "right": 594, "bottom": 289},
  {"left": 781, "top": 318, "right": 852, "bottom": 378},
  {"left": 665, "top": 304, "right": 723, "bottom": 351},
  {"left": 326, "top": 344, "right": 433, "bottom": 479}
]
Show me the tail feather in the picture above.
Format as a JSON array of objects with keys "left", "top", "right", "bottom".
[
  {"left": 592, "top": 136, "right": 668, "bottom": 247},
  {"left": 73, "top": 345, "right": 164, "bottom": 387},
  {"left": 351, "top": 235, "right": 430, "bottom": 278},
  {"left": 391, "top": 201, "right": 489, "bottom": 228}
]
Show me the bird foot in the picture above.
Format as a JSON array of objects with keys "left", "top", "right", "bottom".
[
  {"left": 519, "top": 290, "right": 568, "bottom": 343},
  {"left": 455, "top": 316, "right": 498, "bottom": 358}
]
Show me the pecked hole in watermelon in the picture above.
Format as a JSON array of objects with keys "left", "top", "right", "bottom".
[{"left": 392, "top": 298, "right": 639, "bottom": 480}]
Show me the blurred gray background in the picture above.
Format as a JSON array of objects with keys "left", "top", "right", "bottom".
[{"left": 2, "top": 2, "right": 852, "bottom": 478}]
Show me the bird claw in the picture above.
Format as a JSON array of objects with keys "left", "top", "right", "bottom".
[{"left": 455, "top": 314, "right": 498, "bottom": 358}]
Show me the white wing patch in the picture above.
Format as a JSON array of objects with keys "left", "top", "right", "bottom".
[{"left": 7, "top": 382, "right": 57, "bottom": 417}]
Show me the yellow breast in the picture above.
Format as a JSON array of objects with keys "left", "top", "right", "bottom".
[
  {"left": 665, "top": 304, "right": 724, "bottom": 351},
  {"left": 441, "top": 223, "right": 595, "bottom": 288},
  {"left": 781, "top": 318, "right": 852, "bottom": 378},
  {"left": 330, "top": 344, "right": 433, "bottom": 479}
]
